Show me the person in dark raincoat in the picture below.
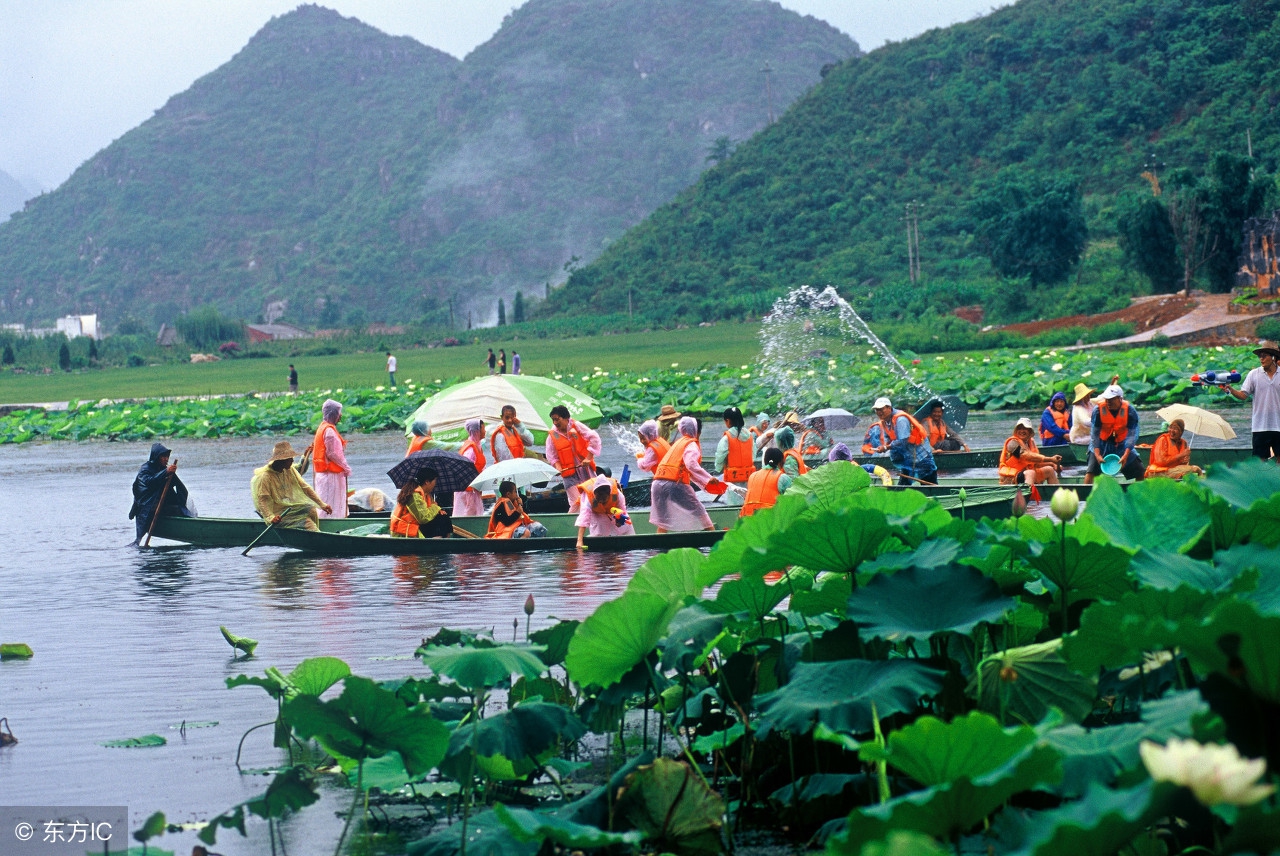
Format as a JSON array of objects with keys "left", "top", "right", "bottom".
[{"left": 129, "top": 443, "right": 191, "bottom": 544}]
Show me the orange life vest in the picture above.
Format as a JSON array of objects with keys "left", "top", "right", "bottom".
[
  {"left": 406, "top": 434, "right": 430, "bottom": 456},
  {"left": 749, "top": 426, "right": 762, "bottom": 439},
  {"left": 459, "top": 438, "right": 487, "bottom": 474},
  {"left": 313, "top": 422, "right": 346, "bottom": 473},
  {"left": 998, "top": 437, "right": 1037, "bottom": 478},
  {"left": 783, "top": 447, "right": 809, "bottom": 475},
  {"left": 655, "top": 436, "right": 697, "bottom": 483},
  {"left": 390, "top": 487, "right": 427, "bottom": 537},
  {"left": 550, "top": 422, "right": 595, "bottom": 477},
  {"left": 926, "top": 419, "right": 949, "bottom": 449},
  {"left": 640, "top": 436, "right": 671, "bottom": 472},
  {"left": 1098, "top": 402, "right": 1131, "bottom": 444},
  {"left": 739, "top": 468, "right": 782, "bottom": 517},
  {"left": 798, "top": 429, "right": 824, "bottom": 456},
  {"left": 1041, "top": 409, "right": 1070, "bottom": 442},
  {"left": 490, "top": 425, "right": 526, "bottom": 460},
  {"left": 1145, "top": 433, "right": 1186, "bottom": 475},
  {"left": 485, "top": 497, "right": 530, "bottom": 539},
  {"left": 723, "top": 430, "right": 756, "bottom": 483},
  {"left": 881, "top": 410, "right": 927, "bottom": 447},
  {"left": 588, "top": 477, "right": 623, "bottom": 514}
]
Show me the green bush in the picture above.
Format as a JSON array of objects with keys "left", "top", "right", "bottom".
[
  {"left": 127, "top": 354, "right": 146, "bottom": 367},
  {"left": 1256, "top": 317, "right": 1280, "bottom": 341}
]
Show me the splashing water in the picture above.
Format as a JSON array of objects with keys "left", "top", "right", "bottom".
[
  {"left": 608, "top": 423, "right": 645, "bottom": 458},
  {"left": 759, "top": 285, "right": 932, "bottom": 411}
]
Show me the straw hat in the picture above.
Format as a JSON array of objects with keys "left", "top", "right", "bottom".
[
  {"left": 1253, "top": 341, "right": 1280, "bottom": 358},
  {"left": 783, "top": 410, "right": 803, "bottom": 426},
  {"left": 269, "top": 440, "right": 299, "bottom": 463},
  {"left": 1072, "top": 383, "right": 1094, "bottom": 404},
  {"left": 657, "top": 404, "right": 681, "bottom": 423}
]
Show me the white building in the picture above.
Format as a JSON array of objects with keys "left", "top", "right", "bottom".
[{"left": 55, "top": 314, "right": 101, "bottom": 340}]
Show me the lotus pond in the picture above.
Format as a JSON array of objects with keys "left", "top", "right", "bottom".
[{"left": 0, "top": 344, "right": 1258, "bottom": 445}]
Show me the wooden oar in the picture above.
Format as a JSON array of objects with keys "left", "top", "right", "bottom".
[
  {"left": 242, "top": 521, "right": 277, "bottom": 556},
  {"left": 452, "top": 524, "right": 481, "bottom": 539},
  {"left": 141, "top": 459, "right": 178, "bottom": 548}
]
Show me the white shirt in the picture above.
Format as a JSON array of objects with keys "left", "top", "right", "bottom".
[
  {"left": 387, "top": 355, "right": 397, "bottom": 372},
  {"left": 1069, "top": 403, "right": 1093, "bottom": 445},
  {"left": 1242, "top": 366, "right": 1280, "bottom": 432}
]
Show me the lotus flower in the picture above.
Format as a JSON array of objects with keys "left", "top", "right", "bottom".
[
  {"left": 1011, "top": 490, "right": 1027, "bottom": 518},
  {"left": 1139, "top": 738, "right": 1276, "bottom": 807},
  {"left": 524, "top": 594, "right": 536, "bottom": 616},
  {"left": 1050, "top": 488, "right": 1080, "bottom": 522}
]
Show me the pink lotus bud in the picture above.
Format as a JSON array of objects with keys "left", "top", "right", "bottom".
[
  {"left": 1011, "top": 490, "right": 1027, "bottom": 518},
  {"left": 523, "top": 594, "right": 535, "bottom": 616}
]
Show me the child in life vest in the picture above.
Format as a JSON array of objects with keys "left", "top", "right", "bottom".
[
  {"left": 485, "top": 480, "right": 547, "bottom": 539},
  {"left": 575, "top": 472, "right": 636, "bottom": 548}
]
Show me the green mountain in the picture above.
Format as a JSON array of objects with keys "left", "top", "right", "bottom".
[
  {"left": 0, "top": 1, "right": 856, "bottom": 328},
  {"left": 544, "top": 0, "right": 1280, "bottom": 326},
  {"left": 0, "top": 170, "right": 29, "bottom": 223}
]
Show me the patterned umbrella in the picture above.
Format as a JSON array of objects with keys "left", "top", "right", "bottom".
[
  {"left": 405, "top": 374, "right": 602, "bottom": 445},
  {"left": 387, "top": 450, "right": 478, "bottom": 494},
  {"left": 804, "top": 407, "right": 859, "bottom": 431},
  {"left": 914, "top": 394, "right": 970, "bottom": 431}
]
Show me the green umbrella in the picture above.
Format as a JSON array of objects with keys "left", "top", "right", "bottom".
[{"left": 406, "top": 375, "right": 603, "bottom": 445}]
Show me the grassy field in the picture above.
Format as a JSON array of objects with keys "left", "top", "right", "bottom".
[{"left": 0, "top": 323, "right": 765, "bottom": 403}]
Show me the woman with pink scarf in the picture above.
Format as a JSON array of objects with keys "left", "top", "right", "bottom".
[
  {"left": 452, "top": 418, "right": 488, "bottom": 517},
  {"left": 312, "top": 398, "right": 351, "bottom": 519}
]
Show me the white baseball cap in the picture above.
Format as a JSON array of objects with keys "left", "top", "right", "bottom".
[
  {"left": 1014, "top": 417, "right": 1036, "bottom": 431},
  {"left": 873, "top": 397, "right": 892, "bottom": 410},
  {"left": 1100, "top": 384, "right": 1124, "bottom": 400}
]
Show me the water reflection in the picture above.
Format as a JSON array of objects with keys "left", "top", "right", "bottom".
[
  {"left": 315, "top": 557, "right": 356, "bottom": 608},
  {"left": 131, "top": 547, "right": 193, "bottom": 598},
  {"left": 391, "top": 554, "right": 440, "bottom": 598},
  {"left": 260, "top": 553, "right": 315, "bottom": 605}
]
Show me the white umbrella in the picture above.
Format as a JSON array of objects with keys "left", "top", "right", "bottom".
[
  {"left": 804, "top": 407, "right": 859, "bottom": 431},
  {"left": 406, "top": 374, "right": 602, "bottom": 444},
  {"left": 1155, "top": 404, "right": 1236, "bottom": 442},
  {"left": 470, "top": 458, "right": 561, "bottom": 493}
]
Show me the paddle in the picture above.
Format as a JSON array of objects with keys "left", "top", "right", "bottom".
[
  {"left": 452, "top": 525, "right": 481, "bottom": 539},
  {"left": 141, "top": 459, "right": 177, "bottom": 548},
  {"left": 242, "top": 521, "right": 277, "bottom": 556}
]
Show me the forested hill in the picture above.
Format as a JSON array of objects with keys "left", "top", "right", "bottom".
[
  {"left": 0, "top": 170, "right": 29, "bottom": 223},
  {"left": 0, "top": 1, "right": 856, "bottom": 329},
  {"left": 543, "top": 0, "right": 1280, "bottom": 324}
]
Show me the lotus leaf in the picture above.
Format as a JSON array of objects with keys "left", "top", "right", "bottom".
[
  {"left": 1242, "top": 565, "right": 1280, "bottom": 616},
  {"left": 787, "top": 460, "right": 872, "bottom": 511},
  {"left": 419, "top": 644, "right": 547, "bottom": 692},
  {"left": 133, "top": 811, "right": 166, "bottom": 844},
  {"left": 857, "top": 538, "right": 961, "bottom": 575},
  {"left": 660, "top": 602, "right": 731, "bottom": 671},
  {"left": 1200, "top": 457, "right": 1280, "bottom": 510},
  {"left": 846, "top": 564, "right": 1015, "bottom": 643},
  {"left": 1062, "top": 585, "right": 1222, "bottom": 675},
  {"left": 198, "top": 766, "right": 319, "bottom": 845},
  {"left": 219, "top": 625, "right": 258, "bottom": 657},
  {"left": 627, "top": 548, "right": 707, "bottom": 602},
  {"left": 565, "top": 591, "right": 678, "bottom": 688},
  {"left": 789, "top": 571, "right": 853, "bottom": 617},
  {"left": 448, "top": 701, "right": 586, "bottom": 766},
  {"left": 846, "top": 488, "right": 953, "bottom": 539},
  {"left": 493, "top": 803, "right": 643, "bottom": 848},
  {"left": 700, "top": 493, "right": 811, "bottom": 583},
  {"left": 1177, "top": 599, "right": 1280, "bottom": 703},
  {"left": 283, "top": 676, "right": 449, "bottom": 774},
  {"left": 710, "top": 568, "right": 790, "bottom": 621},
  {"left": 972, "top": 639, "right": 1097, "bottom": 725},
  {"left": 101, "top": 734, "right": 166, "bottom": 748},
  {"left": 1023, "top": 530, "right": 1132, "bottom": 609},
  {"left": 508, "top": 675, "right": 572, "bottom": 706},
  {"left": 860, "top": 831, "right": 950, "bottom": 856},
  {"left": 744, "top": 506, "right": 897, "bottom": 576},
  {"left": 1128, "top": 548, "right": 1255, "bottom": 594},
  {"left": 344, "top": 750, "right": 422, "bottom": 793},
  {"left": 691, "top": 722, "right": 746, "bottom": 753},
  {"left": 1084, "top": 477, "right": 1210, "bottom": 554},
  {"left": 0, "top": 642, "right": 33, "bottom": 659},
  {"left": 408, "top": 806, "right": 539, "bottom": 856},
  {"left": 769, "top": 773, "right": 870, "bottom": 829},
  {"left": 756, "top": 659, "right": 945, "bottom": 737},
  {"left": 1222, "top": 802, "right": 1280, "bottom": 854},
  {"left": 1005, "top": 780, "right": 1168, "bottom": 856},
  {"left": 859, "top": 711, "right": 1036, "bottom": 786},
  {"left": 616, "top": 757, "right": 725, "bottom": 856},
  {"left": 528, "top": 620, "right": 579, "bottom": 666}
]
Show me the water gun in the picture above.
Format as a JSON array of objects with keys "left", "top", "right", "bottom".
[
  {"left": 609, "top": 507, "right": 631, "bottom": 527},
  {"left": 619, "top": 464, "right": 631, "bottom": 488},
  {"left": 1191, "top": 370, "right": 1241, "bottom": 388}
]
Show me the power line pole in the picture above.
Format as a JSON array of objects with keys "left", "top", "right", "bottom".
[
  {"left": 760, "top": 62, "right": 775, "bottom": 125},
  {"left": 901, "top": 201, "right": 922, "bottom": 284}
]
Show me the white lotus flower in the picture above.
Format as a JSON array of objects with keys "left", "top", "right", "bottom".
[
  {"left": 1140, "top": 738, "right": 1276, "bottom": 807},
  {"left": 866, "top": 349, "right": 876, "bottom": 356},
  {"left": 1118, "top": 649, "right": 1175, "bottom": 681},
  {"left": 1081, "top": 370, "right": 1092, "bottom": 378},
  {"left": 1034, "top": 370, "right": 1045, "bottom": 377},
  {"left": 375, "top": 385, "right": 385, "bottom": 392},
  {"left": 1052, "top": 363, "right": 1064, "bottom": 372},
  {"left": 1019, "top": 354, "right": 1030, "bottom": 359},
  {"left": 1049, "top": 488, "right": 1079, "bottom": 522},
  {"left": 671, "top": 362, "right": 679, "bottom": 367}
]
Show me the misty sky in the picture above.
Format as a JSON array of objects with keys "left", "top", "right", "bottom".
[{"left": 0, "top": 0, "right": 1001, "bottom": 194}]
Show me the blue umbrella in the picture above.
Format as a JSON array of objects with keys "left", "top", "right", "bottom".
[{"left": 388, "top": 450, "right": 478, "bottom": 495}]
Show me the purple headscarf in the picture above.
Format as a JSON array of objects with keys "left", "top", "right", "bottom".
[
  {"left": 322, "top": 399, "right": 342, "bottom": 424},
  {"left": 638, "top": 420, "right": 659, "bottom": 442},
  {"left": 465, "top": 418, "right": 485, "bottom": 439},
  {"left": 678, "top": 416, "right": 699, "bottom": 438},
  {"left": 828, "top": 442, "right": 852, "bottom": 462}
]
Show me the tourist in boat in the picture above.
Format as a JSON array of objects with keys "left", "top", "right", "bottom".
[
  {"left": 923, "top": 399, "right": 968, "bottom": 452},
  {"left": 406, "top": 420, "right": 450, "bottom": 456},
  {"left": 656, "top": 404, "right": 681, "bottom": 442},
  {"left": 740, "top": 447, "right": 791, "bottom": 517},
  {"left": 651, "top": 416, "right": 719, "bottom": 534},
  {"left": 715, "top": 406, "right": 757, "bottom": 485},
  {"left": 872, "top": 397, "right": 938, "bottom": 485},
  {"left": 251, "top": 441, "right": 331, "bottom": 530},
  {"left": 390, "top": 467, "right": 451, "bottom": 538},
  {"left": 830, "top": 442, "right": 893, "bottom": 485},
  {"left": 1222, "top": 342, "right": 1280, "bottom": 462},
  {"left": 1145, "top": 419, "right": 1204, "bottom": 479},
  {"left": 489, "top": 405, "right": 535, "bottom": 462},
  {"left": 998, "top": 417, "right": 1063, "bottom": 488},
  {"left": 773, "top": 426, "right": 808, "bottom": 476},
  {"left": 1085, "top": 384, "right": 1145, "bottom": 484},
  {"left": 636, "top": 420, "right": 670, "bottom": 474},
  {"left": 800, "top": 416, "right": 834, "bottom": 456},
  {"left": 751, "top": 413, "right": 777, "bottom": 459},
  {"left": 861, "top": 421, "right": 887, "bottom": 455},
  {"left": 486, "top": 480, "right": 547, "bottom": 539},
  {"left": 129, "top": 442, "right": 193, "bottom": 544},
  {"left": 575, "top": 472, "right": 636, "bottom": 548},
  {"left": 1069, "top": 383, "right": 1095, "bottom": 446},
  {"left": 546, "top": 405, "right": 601, "bottom": 512},
  {"left": 1040, "top": 392, "right": 1072, "bottom": 447},
  {"left": 453, "top": 418, "right": 488, "bottom": 516},
  {"left": 312, "top": 399, "right": 350, "bottom": 519}
]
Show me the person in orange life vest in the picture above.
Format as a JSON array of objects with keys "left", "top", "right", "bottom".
[
  {"left": 651, "top": 416, "right": 719, "bottom": 534},
  {"left": 751, "top": 413, "right": 777, "bottom": 462},
  {"left": 872, "top": 397, "right": 937, "bottom": 485},
  {"left": 575, "top": 471, "right": 636, "bottom": 548},
  {"left": 312, "top": 398, "right": 351, "bottom": 518},
  {"left": 486, "top": 480, "right": 547, "bottom": 539},
  {"left": 860, "top": 421, "right": 887, "bottom": 455},
  {"left": 636, "top": 420, "right": 670, "bottom": 474},
  {"left": 1145, "top": 418, "right": 1203, "bottom": 480},
  {"left": 390, "top": 467, "right": 451, "bottom": 538},
  {"left": 545, "top": 405, "right": 601, "bottom": 512},
  {"left": 453, "top": 418, "right": 488, "bottom": 516},
  {"left": 715, "top": 406, "right": 758, "bottom": 484},
  {"left": 998, "top": 417, "right": 1062, "bottom": 488},
  {"left": 740, "top": 447, "right": 792, "bottom": 518},
  {"left": 772, "top": 426, "right": 808, "bottom": 476},
  {"left": 797, "top": 416, "right": 833, "bottom": 456},
  {"left": 1085, "top": 384, "right": 1144, "bottom": 484},
  {"left": 1039, "top": 392, "right": 1072, "bottom": 447},
  {"left": 923, "top": 399, "right": 968, "bottom": 452},
  {"left": 489, "top": 405, "right": 535, "bottom": 462}
]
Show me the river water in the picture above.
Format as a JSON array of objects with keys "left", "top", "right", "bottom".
[{"left": 0, "top": 409, "right": 1252, "bottom": 854}]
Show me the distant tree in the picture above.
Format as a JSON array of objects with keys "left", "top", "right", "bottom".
[
  {"left": 58, "top": 342, "right": 71, "bottom": 371},
  {"left": 1118, "top": 194, "right": 1180, "bottom": 293},
  {"left": 513, "top": 290, "right": 525, "bottom": 323},
  {"left": 175, "top": 305, "right": 245, "bottom": 349},
  {"left": 1196, "top": 152, "right": 1274, "bottom": 292},
  {"left": 115, "top": 315, "right": 150, "bottom": 337},
  {"left": 88, "top": 338, "right": 99, "bottom": 362},
  {"left": 706, "top": 136, "right": 735, "bottom": 165},
  {"left": 2, "top": 344, "right": 14, "bottom": 365},
  {"left": 498, "top": 298, "right": 506, "bottom": 326},
  {"left": 972, "top": 176, "right": 1087, "bottom": 285}
]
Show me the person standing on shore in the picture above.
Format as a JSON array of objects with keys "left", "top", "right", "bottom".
[
  {"left": 1223, "top": 342, "right": 1280, "bottom": 461},
  {"left": 512, "top": 351, "right": 521, "bottom": 375},
  {"left": 386, "top": 352, "right": 397, "bottom": 387},
  {"left": 312, "top": 399, "right": 351, "bottom": 518},
  {"left": 498, "top": 349, "right": 507, "bottom": 375},
  {"left": 287, "top": 364, "right": 298, "bottom": 394},
  {"left": 485, "top": 349, "right": 496, "bottom": 375}
]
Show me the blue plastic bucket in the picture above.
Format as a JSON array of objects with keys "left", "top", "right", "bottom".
[{"left": 1101, "top": 454, "right": 1122, "bottom": 476}]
